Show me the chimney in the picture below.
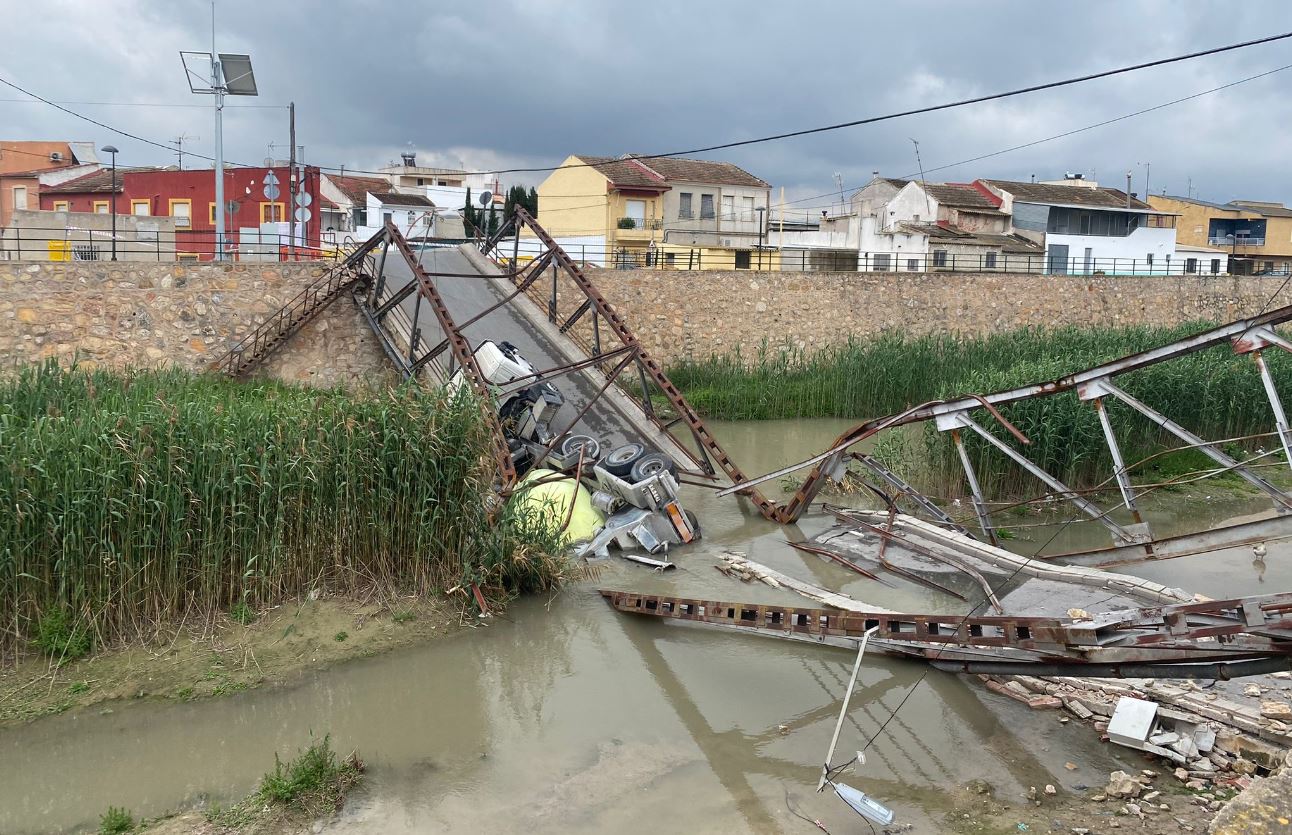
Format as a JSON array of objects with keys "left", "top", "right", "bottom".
[{"left": 1125, "top": 171, "right": 1132, "bottom": 208}]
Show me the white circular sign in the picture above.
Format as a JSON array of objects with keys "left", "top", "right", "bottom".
[
  {"left": 295, "top": 190, "right": 312, "bottom": 207},
  {"left": 263, "top": 183, "right": 281, "bottom": 200},
  {"left": 294, "top": 206, "right": 311, "bottom": 223}
]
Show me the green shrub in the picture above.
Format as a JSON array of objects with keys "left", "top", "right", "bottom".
[
  {"left": 259, "top": 735, "right": 357, "bottom": 808},
  {"left": 98, "top": 806, "right": 134, "bottom": 835},
  {"left": 32, "top": 608, "right": 92, "bottom": 662}
]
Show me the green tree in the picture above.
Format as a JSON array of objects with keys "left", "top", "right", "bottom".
[{"left": 504, "top": 185, "right": 538, "bottom": 219}]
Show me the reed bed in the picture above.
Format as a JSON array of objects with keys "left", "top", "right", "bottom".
[
  {"left": 669, "top": 324, "right": 1291, "bottom": 496},
  {"left": 0, "top": 363, "right": 568, "bottom": 659}
]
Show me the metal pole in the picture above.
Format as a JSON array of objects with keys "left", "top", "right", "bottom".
[
  {"left": 109, "top": 152, "right": 117, "bottom": 261},
  {"left": 817, "top": 627, "right": 878, "bottom": 792},
  {"left": 1253, "top": 349, "right": 1292, "bottom": 473},
  {"left": 951, "top": 428, "right": 998, "bottom": 546},
  {"left": 1092, "top": 397, "right": 1147, "bottom": 528},
  {"left": 212, "top": 5, "right": 225, "bottom": 263},
  {"left": 288, "top": 101, "right": 296, "bottom": 262}
]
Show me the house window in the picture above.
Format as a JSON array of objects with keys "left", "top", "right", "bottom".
[
  {"left": 873, "top": 253, "right": 891, "bottom": 271},
  {"left": 353, "top": 208, "right": 367, "bottom": 228},
  {"left": 382, "top": 212, "right": 392, "bottom": 226},
  {"left": 985, "top": 252, "right": 997, "bottom": 269},
  {"left": 260, "top": 201, "right": 286, "bottom": 223},
  {"left": 721, "top": 195, "right": 735, "bottom": 221},
  {"left": 734, "top": 250, "right": 752, "bottom": 270},
  {"left": 700, "top": 194, "right": 715, "bottom": 220},
  {"left": 742, "top": 196, "right": 755, "bottom": 221},
  {"left": 1146, "top": 253, "right": 1154, "bottom": 266},
  {"left": 11, "top": 186, "right": 27, "bottom": 210},
  {"left": 52, "top": 200, "right": 69, "bottom": 212},
  {"left": 932, "top": 249, "right": 948, "bottom": 268},
  {"left": 131, "top": 199, "right": 150, "bottom": 216},
  {"left": 664, "top": 252, "right": 676, "bottom": 266},
  {"left": 907, "top": 258, "right": 919, "bottom": 271},
  {"left": 168, "top": 199, "right": 192, "bottom": 227},
  {"left": 1185, "top": 258, "right": 1198, "bottom": 273},
  {"left": 209, "top": 202, "right": 218, "bottom": 224},
  {"left": 678, "top": 193, "right": 692, "bottom": 219},
  {"left": 416, "top": 178, "right": 425, "bottom": 186},
  {"left": 93, "top": 200, "right": 110, "bottom": 214},
  {"left": 1211, "top": 259, "right": 1221, "bottom": 274}
]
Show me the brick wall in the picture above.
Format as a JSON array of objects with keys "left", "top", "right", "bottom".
[
  {"left": 589, "top": 269, "right": 1292, "bottom": 363},
  {"left": 0, "top": 260, "right": 392, "bottom": 389}
]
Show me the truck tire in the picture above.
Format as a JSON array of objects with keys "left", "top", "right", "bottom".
[
  {"left": 630, "top": 452, "right": 677, "bottom": 483},
  {"left": 561, "top": 434, "right": 601, "bottom": 462},
  {"left": 601, "top": 443, "right": 646, "bottom": 477}
]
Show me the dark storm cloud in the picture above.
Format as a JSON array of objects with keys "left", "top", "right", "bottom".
[{"left": 2, "top": 0, "right": 1291, "bottom": 204}]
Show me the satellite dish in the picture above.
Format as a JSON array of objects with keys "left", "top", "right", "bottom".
[{"left": 478, "top": 190, "right": 493, "bottom": 207}]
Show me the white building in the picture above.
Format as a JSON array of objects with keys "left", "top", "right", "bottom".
[{"left": 980, "top": 178, "right": 1179, "bottom": 274}]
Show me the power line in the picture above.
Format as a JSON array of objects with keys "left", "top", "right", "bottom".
[{"left": 0, "top": 97, "right": 283, "bottom": 109}]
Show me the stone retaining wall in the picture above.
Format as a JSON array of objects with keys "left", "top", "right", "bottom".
[
  {"left": 589, "top": 268, "right": 1292, "bottom": 363},
  {"left": 0, "top": 260, "right": 391, "bottom": 389}
]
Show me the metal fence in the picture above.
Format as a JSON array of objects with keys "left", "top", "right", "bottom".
[{"left": 0, "top": 225, "right": 342, "bottom": 262}]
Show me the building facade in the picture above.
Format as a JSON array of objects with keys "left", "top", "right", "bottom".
[
  {"left": 535, "top": 154, "right": 770, "bottom": 268},
  {"left": 1150, "top": 195, "right": 1292, "bottom": 275},
  {"left": 40, "top": 166, "right": 322, "bottom": 260}
]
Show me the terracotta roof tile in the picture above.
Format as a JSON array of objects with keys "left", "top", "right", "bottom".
[
  {"left": 326, "top": 174, "right": 388, "bottom": 204},
  {"left": 577, "top": 154, "right": 768, "bottom": 189}
]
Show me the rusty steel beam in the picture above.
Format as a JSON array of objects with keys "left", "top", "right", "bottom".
[
  {"left": 599, "top": 589, "right": 1292, "bottom": 665},
  {"left": 386, "top": 222, "right": 518, "bottom": 489}
]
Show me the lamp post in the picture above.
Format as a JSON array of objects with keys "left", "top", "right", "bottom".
[{"left": 102, "top": 145, "right": 119, "bottom": 261}]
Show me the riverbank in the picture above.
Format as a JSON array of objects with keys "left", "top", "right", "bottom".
[{"left": 0, "top": 594, "right": 464, "bottom": 728}]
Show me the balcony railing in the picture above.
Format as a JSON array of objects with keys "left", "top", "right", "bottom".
[
  {"left": 1209, "top": 235, "right": 1265, "bottom": 247},
  {"left": 616, "top": 217, "right": 662, "bottom": 231}
]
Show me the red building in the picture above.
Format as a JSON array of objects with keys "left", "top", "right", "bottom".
[{"left": 40, "top": 165, "right": 322, "bottom": 260}]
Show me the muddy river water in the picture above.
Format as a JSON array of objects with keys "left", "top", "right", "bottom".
[{"left": 2, "top": 418, "right": 1288, "bottom": 833}]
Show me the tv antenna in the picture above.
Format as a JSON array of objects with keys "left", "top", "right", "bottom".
[
  {"left": 172, "top": 133, "right": 199, "bottom": 170},
  {"left": 911, "top": 138, "right": 932, "bottom": 218}
]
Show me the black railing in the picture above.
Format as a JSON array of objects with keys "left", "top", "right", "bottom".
[{"left": 0, "top": 225, "right": 340, "bottom": 262}]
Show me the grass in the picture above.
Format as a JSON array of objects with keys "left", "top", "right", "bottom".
[
  {"left": 98, "top": 806, "right": 134, "bottom": 835},
  {"left": 0, "top": 362, "right": 572, "bottom": 660},
  {"left": 669, "top": 324, "right": 1292, "bottom": 496},
  {"left": 209, "top": 734, "right": 363, "bottom": 828}
]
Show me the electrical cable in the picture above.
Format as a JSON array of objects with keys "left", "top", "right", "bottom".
[{"left": 5, "top": 30, "right": 1289, "bottom": 182}]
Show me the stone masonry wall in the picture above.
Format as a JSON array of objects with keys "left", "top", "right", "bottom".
[
  {"left": 589, "top": 268, "right": 1292, "bottom": 364},
  {"left": 4, "top": 261, "right": 1290, "bottom": 383},
  {"left": 0, "top": 260, "right": 391, "bottom": 389}
]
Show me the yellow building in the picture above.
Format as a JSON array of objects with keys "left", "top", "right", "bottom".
[
  {"left": 1150, "top": 195, "right": 1292, "bottom": 274},
  {"left": 535, "top": 154, "right": 771, "bottom": 269}
]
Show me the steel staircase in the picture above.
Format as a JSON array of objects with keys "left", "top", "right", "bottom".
[{"left": 210, "top": 234, "right": 384, "bottom": 377}]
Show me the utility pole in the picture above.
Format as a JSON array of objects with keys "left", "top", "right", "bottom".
[
  {"left": 211, "top": 2, "right": 226, "bottom": 261},
  {"left": 288, "top": 101, "right": 296, "bottom": 261}
]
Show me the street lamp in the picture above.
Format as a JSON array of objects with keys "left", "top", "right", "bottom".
[{"left": 101, "top": 145, "right": 119, "bottom": 261}]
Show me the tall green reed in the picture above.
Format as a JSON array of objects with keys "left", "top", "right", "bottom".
[{"left": 0, "top": 362, "right": 568, "bottom": 658}]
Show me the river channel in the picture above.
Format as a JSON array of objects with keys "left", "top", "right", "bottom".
[{"left": 1, "top": 418, "right": 1286, "bottom": 833}]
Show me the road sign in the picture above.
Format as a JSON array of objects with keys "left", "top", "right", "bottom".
[
  {"left": 263, "top": 183, "right": 280, "bottom": 200},
  {"left": 295, "top": 206, "right": 311, "bottom": 224},
  {"left": 295, "top": 190, "right": 311, "bottom": 207},
  {"left": 263, "top": 171, "right": 279, "bottom": 186}
]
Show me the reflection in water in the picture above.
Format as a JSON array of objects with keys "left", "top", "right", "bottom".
[{"left": 1, "top": 417, "right": 1267, "bottom": 833}]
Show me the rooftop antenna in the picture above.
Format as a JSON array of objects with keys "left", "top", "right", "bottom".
[
  {"left": 833, "top": 171, "right": 844, "bottom": 214},
  {"left": 910, "top": 138, "right": 931, "bottom": 218},
  {"left": 172, "top": 133, "right": 198, "bottom": 170}
]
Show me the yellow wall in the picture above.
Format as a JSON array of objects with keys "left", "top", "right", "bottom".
[
  {"left": 534, "top": 155, "right": 611, "bottom": 238},
  {"left": 1150, "top": 195, "right": 1292, "bottom": 258},
  {"left": 652, "top": 242, "right": 781, "bottom": 271}
]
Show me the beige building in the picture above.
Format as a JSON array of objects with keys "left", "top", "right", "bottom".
[
  {"left": 1150, "top": 194, "right": 1292, "bottom": 274},
  {"left": 535, "top": 154, "right": 770, "bottom": 267}
]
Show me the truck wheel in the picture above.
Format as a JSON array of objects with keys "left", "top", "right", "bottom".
[
  {"left": 684, "top": 509, "right": 702, "bottom": 539},
  {"left": 630, "top": 452, "right": 677, "bottom": 483},
  {"left": 561, "top": 434, "right": 601, "bottom": 462},
  {"left": 601, "top": 443, "right": 646, "bottom": 477}
]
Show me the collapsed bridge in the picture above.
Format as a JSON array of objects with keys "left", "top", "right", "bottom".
[{"left": 209, "top": 209, "right": 1292, "bottom": 676}]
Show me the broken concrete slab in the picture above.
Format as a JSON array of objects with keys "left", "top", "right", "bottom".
[{"left": 1108, "top": 696, "right": 1159, "bottom": 749}]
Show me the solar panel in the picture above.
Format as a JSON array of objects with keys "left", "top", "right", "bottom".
[{"left": 218, "top": 54, "right": 258, "bottom": 97}]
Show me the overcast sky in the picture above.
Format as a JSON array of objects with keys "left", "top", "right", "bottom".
[{"left": 3, "top": 0, "right": 1291, "bottom": 215}]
